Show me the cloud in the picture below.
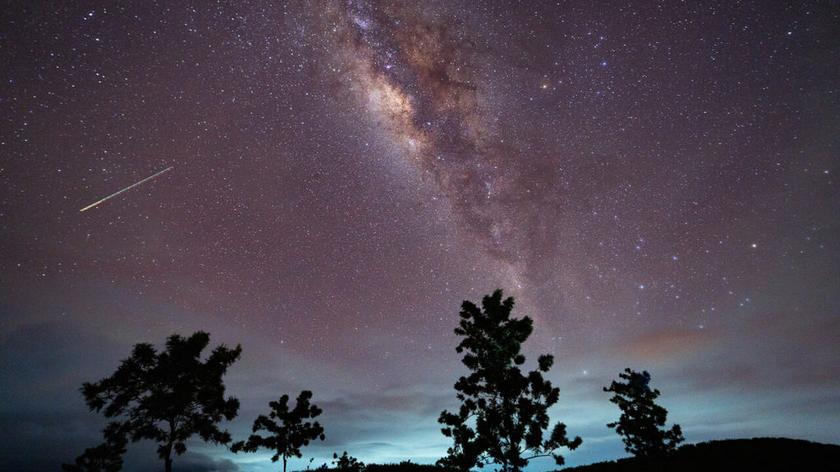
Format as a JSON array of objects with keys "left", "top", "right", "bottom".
[
  {"left": 0, "top": 322, "right": 126, "bottom": 470},
  {"left": 152, "top": 452, "right": 239, "bottom": 472},
  {"left": 616, "top": 327, "right": 717, "bottom": 363},
  {"left": 0, "top": 321, "right": 246, "bottom": 471}
]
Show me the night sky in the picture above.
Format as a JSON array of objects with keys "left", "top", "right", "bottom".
[{"left": 1, "top": 1, "right": 839, "bottom": 471}]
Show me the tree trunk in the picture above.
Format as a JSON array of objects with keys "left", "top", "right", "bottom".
[
  {"left": 165, "top": 420, "right": 175, "bottom": 472},
  {"left": 283, "top": 454, "right": 287, "bottom": 472},
  {"left": 163, "top": 442, "right": 174, "bottom": 472}
]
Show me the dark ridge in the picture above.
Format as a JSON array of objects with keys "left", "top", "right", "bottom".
[
  {"left": 366, "top": 463, "right": 455, "bottom": 472},
  {"left": 560, "top": 438, "right": 840, "bottom": 472},
  {"left": 306, "top": 461, "right": 454, "bottom": 472}
]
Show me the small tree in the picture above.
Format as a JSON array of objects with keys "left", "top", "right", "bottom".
[
  {"left": 332, "top": 451, "right": 365, "bottom": 472},
  {"left": 70, "top": 331, "right": 241, "bottom": 472},
  {"left": 604, "top": 368, "right": 684, "bottom": 457},
  {"left": 438, "top": 290, "right": 581, "bottom": 472},
  {"left": 232, "top": 390, "right": 326, "bottom": 472},
  {"left": 62, "top": 424, "right": 127, "bottom": 472}
]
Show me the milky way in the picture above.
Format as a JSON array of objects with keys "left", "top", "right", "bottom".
[
  {"left": 329, "top": 1, "right": 560, "bottom": 288},
  {"left": 1, "top": 1, "right": 839, "bottom": 471}
]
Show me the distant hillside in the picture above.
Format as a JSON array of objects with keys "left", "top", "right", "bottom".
[
  {"left": 309, "top": 462, "right": 450, "bottom": 472},
  {"left": 364, "top": 463, "right": 449, "bottom": 472},
  {"left": 305, "top": 439, "right": 840, "bottom": 472},
  {"left": 562, "top": 438, "right": 840, "bottom": 472}
]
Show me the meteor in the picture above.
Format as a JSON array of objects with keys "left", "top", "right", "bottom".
[{"left": 79, "top": 166, "right": 173, "bottom": 212}]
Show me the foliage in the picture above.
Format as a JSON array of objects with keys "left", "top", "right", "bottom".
[
  {"left": 333, "top": 451, "right": 365, "bottom": 472},
  {"left": 604, "top": 368, "right": 684, "bottom": 457},
  {"left": 232, "top": 390, "right": 326, "bottom": 472},
  {"left": 72, "top": 331, "right": 241, "bottom": 472},
  {"left": 61, "top": 423, "right": 127, "bottom": 472},
  {"left": 438, "top": 289, "right": 581, "bottom": 472}
]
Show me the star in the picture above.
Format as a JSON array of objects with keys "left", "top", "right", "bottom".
[{"left": 2, "top": 1, "right": 838, "bottom": 469}]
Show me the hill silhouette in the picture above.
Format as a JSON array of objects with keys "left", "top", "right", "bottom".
[
  {"left": 561, "top": 438, "right": 840, "bottom": 472},
  {"left": 309, "top": 461, "right": 453, "bottom": 472},
  {"left": 303, "top": 439, "right": 840, "bottom": 472}
]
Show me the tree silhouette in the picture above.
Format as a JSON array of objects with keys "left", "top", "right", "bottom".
[
  {"left": 604, "top": 368, "right": 684, "bottom": 457},
  {"left": 332, "top": 451, "right": 365, "bottom": 472},
  {"left": 71, "top": 331, "right": 241, "bottom": 472},
  {"left": 232, "top": 390, "right": 326, "bottom": 472},
  {"left": 438, "top": 289, "right": 581, "bottom": 472},
  {"left": 62, "top": 423, "right": 127, "bottom": 472}
]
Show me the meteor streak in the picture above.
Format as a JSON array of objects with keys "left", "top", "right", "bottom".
[{"left": 79, "top": 166, "right": 173, "bottom": 212}]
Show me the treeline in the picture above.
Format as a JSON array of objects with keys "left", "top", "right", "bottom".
[{"left": 64, "top": 290, "right": 683, "bottom": 472}]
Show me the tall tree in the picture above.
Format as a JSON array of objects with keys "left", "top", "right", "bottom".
[
  {"left": 232, "top": 390, "right": 326, "bottom": 472},
  {"left": 604, "top": 368, "right": 684, "bottom": 457},
  {"left": 73, "top": 331, "right": 241, "bottom": 472},
  {"left": 438, "top": 289, "right": 581, "bottom": 472}
]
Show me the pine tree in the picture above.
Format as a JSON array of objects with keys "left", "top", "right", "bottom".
[
  {"left": 69, "top": 331, "right": 241, "bottom": 472},
  {"left": 438, "top": 289, "right": 581, "bottom": 472},
  {"left": 332, "top": 451, "right": 365, "bottom": 472},
  {"left": 232, "top": 390, "right": 326, "bottom": 472},
  {"left": 604, "top": 368, "right": 684, "bottom": 457}
]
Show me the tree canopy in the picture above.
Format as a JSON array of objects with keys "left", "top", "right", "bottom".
[
  {"left": 232, "top": 390, "right": 326, "bottom": 472},
  {"left": 332, "top": 451, "right": 366, "bottom": 472},
  {"left": 604, "top": 368, "right": 684, "bottom": 457},
  {"left": 438, "top": 289, "right": 581, "bottom": 472},
  {"left": 61, "top": 423, "right": 127, "bottom": 472},
  {"left": 70, "top": 331, "right": 241, "bottom": 472}
]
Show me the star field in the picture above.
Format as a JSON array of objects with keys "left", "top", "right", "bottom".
[{"left": 1, "top": 2, "right": 839, "bottom": 471}]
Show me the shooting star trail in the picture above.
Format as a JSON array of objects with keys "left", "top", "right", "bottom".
[{"left": 79, "top": 166, "right": 174, "bottom": 212}]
